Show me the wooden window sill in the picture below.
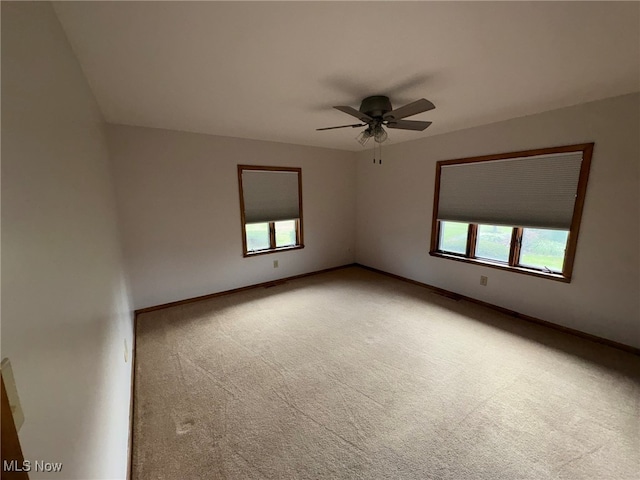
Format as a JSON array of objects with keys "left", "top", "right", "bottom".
[
  {"left": 244, "top": 245, "right": 304, "bottom": 258},
  {"left": 429, "top": 251, "right": 569, "bottom": 283}
]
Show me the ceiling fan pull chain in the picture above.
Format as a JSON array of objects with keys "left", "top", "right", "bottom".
[{"left": 379, "top": 142, "right": 382, "bottom": 165}]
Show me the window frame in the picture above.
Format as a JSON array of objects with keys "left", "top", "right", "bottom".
[
  {"left": 429, "top": 143, "right": 593, "bottom": 282},
  {"left": 238, "top": 165, "right": 304, "bottom": 257}
]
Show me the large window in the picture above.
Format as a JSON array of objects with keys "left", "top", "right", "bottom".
[
  {"left": 238, "top": 165, "right": 303, "bottom": 256},
  {"left": 430, "top": 144, "right": 593, "bottom": 281}
]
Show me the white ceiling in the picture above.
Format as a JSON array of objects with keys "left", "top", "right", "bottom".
[{"left": 53, "top": 1, "right": 640, "bottom": 152}]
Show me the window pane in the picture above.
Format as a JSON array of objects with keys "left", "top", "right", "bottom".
[
  {"left": 246, "top": 223, "right": 270, "bottom": 251},
  {"left": 275, "top": 220, "right": 297, "bottom": 248},
  {"left": 519, "top": 228, "right": 568, "bottom": 272},
  {"left": 475, "top": 225, "right": 512, "bottom": 262},
  {"left": 439, "top": 221, "right": 468, "bottom": 254}
]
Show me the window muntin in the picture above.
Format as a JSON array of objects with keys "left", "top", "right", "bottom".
[
  {"left": 429, "top": 144, "right": 593, "bottom": 281},
  {"left": 238, "top": 165, "right": 303, "bottom": 257}
]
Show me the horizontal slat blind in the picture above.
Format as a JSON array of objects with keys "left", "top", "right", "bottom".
[
  {"left": 438, "top": 152, "right": 583, "bottom": 229},
  {"left": 242, "top": 170, "right": 300, "bottom": 223}
]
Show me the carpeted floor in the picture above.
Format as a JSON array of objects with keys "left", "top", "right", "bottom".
[{"left": 132, "top": 266, "right": 640, "bottom": 479}]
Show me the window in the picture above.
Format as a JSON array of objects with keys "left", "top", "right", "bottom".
[
  {"left": 238, "top": 165, "right": 303, "bottom": 256},
  {"left": 475, "top": 224, "right": 511, "bottom": 263},
  {"left": 519, "top": 228, "right": 568, "bottom": 273},
  {"left": 439, "top": 221, "right": 468, "bottom": 255},
  {"left": 430, "top": 144, "right": 593, "bottom": 281}
]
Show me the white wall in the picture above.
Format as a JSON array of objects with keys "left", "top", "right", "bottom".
[
  {"left": 107, "top": 125, "right": 356, "bottom": 310},
  {"left": 2, "top": 3, "right": 134, "bottom": 479},
  {"left": 356, "top": 93, "right": 640, "bottom": 348}
]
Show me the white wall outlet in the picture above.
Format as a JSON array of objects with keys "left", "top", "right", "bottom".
[
  {"left": 273, "top": 260, "right": 279, "bottom": 268},
  {"left": 480, "top": 275, "right": 488, "bottom": 286},
  {"left": 124, "top": 338, "right": 129, "bottom": 363}
]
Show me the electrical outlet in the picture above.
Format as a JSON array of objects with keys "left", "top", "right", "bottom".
[
  {"left": 273, "top": 260, "right": 279, "bottom": 268},
  {"left": 480, "top": 275, "right": 488, "bottom": 286}
]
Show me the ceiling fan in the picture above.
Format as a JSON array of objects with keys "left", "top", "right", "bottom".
[{"left": 317, "top": 95, "right": 435, "bottom": 145}]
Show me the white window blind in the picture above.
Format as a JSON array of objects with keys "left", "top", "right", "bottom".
[
  {"left": 437, "top": 152, "right": 583, "bottom": 229},
  {"left": 242, "top": 170, "right": 300, "bottom": 223}
]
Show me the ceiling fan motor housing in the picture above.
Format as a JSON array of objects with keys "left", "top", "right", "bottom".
[{"left": 359, "top": 95, "right": 392, "bottom": 119}]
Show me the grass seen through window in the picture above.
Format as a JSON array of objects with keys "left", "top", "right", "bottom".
[
  {"left": 245, "top": 220, "right": 299, "bottom": 253},
  {"left": 275, "top": 220, "right": 296, "bottom": 248},
  {"left": 439, "top": 221, "right": 468, "bottom": 255},
  {"left": 475, "top": 225, "right": 511, "bottom": 262},
  {"left": 519, "top": 228, "right": 567, "bottom": 272},
  {"left": 246, "top": 223, "right": 270, "bottom": 252},
  {"left": 436, "top": 220, "right": 569, "bottom": 277}
]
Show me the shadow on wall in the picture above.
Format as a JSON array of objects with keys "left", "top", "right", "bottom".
[{"left": 7, "top": 274, "right": 134, "bottom": 480}]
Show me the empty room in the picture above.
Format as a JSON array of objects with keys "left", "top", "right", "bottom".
[{"left": 2, "top": 1, "right": 639, "bottom": 479}]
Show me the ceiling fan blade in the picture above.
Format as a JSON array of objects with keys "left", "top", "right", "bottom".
[
  {"left": 385, "top": 120, "right": 432, "bottom": 131},
  {"left": 334, "top": 105, "right": 373, "bottom": 123},
  {"left": 316, "top": 123, "right": 366, "bottom": 131},
  {"left": 383, "top": 98, "right": 435, "bottom": 121}
]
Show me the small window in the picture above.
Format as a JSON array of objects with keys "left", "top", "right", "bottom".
[
  {"left": 518, "top": 228, "right": 568, "bottom": 273},
  {"left": 245, "top": 223, "right": 271, "bottom": 252},
  {"left": 238, "top": 165, "right": 304, "bottom": 256},
  {"left": 439, "top": 221, "right": 469, "bottom": 255},
  {"left": 275, "top": 220, "right": 297, "bottom": 248},
  {"left": 430, "top": 143, "right": 593, "bottom": 281},
  {"left": 475, "top": 225, "right": 511, "bottom": 263}
]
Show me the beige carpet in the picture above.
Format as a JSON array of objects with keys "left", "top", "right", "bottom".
[{"left": 133, "top": 266, "right": 639, "bottom": 479}]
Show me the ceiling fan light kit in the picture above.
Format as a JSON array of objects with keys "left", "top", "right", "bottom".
[
  {"left": 317, "top": 95, "right": 435, "bottom": 163},
  {"left": 356, "top": 128, "right": 372, "bottom": 146},
  {"left": 355, "top": 124, "right": 388, "bottom": 146}
]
